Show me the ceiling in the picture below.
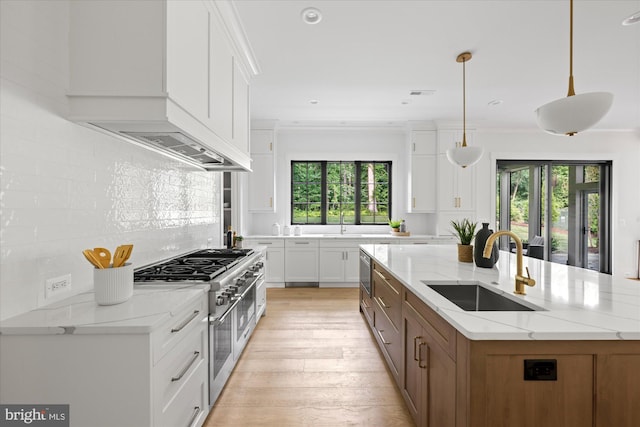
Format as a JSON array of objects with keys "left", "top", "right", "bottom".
[{"left": 233, "top": 0, "right": 640, "bottom": 132}]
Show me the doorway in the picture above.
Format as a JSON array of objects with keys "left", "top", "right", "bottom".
[{"left": 497, "top": 161, "right": 611, "bottom": 274}]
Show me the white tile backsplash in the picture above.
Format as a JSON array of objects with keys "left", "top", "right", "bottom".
[{"left": 0, "top": 1, "right": 221, "bottom": 320}]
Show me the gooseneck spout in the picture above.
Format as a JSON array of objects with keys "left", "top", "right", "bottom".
[{"left": 483, "top": 230, "right": 536, "bottom": 295}]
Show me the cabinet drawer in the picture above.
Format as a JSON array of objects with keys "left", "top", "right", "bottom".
[
  {"left": 154, "top": 322, "right": 207, "bottom": 414},
  {"left": 246, "top": 238, "right": 284, "bottom": 248},
  {"left": 318, "top": 239, "right": 365, "bottom": 248},
  {"left": 404, "top": 289, "right": 457, "bottom": 359},
  {"left": 359, "top": 286, "right": 374, "bottom": 329},
  {"left": 156, "top": 360, "right": 208, "bottom": 427},
  {"left": 373, "top": 296, "right": 402, "bottom": 380},
  {"left": 285, "top": 239, "right": 319, "bottom": 248},
  {"left": 372, "top": 264, "right": 401, "bottom": 330},
  {"left": 152, "top": 296, "right": 207, "bottom": 364}
]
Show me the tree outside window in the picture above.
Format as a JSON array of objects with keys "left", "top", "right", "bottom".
[{"left": 291, "top": 161, "right": 391, "bottom": 225}]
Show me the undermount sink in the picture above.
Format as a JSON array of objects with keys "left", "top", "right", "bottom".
[{"left": 423, "top": 281, "right": 543, "bottom": 311}]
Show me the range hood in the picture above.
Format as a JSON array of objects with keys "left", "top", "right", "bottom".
[{"left": 90, "top": 127, "right": 249, "bottom": 171}]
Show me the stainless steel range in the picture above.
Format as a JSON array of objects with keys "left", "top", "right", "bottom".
[{"left": 134, "top": 247, "right": 265, "bottom": 406}]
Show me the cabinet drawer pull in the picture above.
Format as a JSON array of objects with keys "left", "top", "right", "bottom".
[
  {"left": 413, "top": 197, "right": 416, "bottom": 208},
  {"left": 377, "top": 329, "right": 391, "bottom": 345},
  {"left": 257, "top": 242, "right": 273, "bottom": 245},
  {"left": 377, "top": 296, "right": 391, "bottom": 309},
  {"left": 418, "top": 342, "right": 428, "bottom": 369},
  {"left": 295, "top": 242, "right": 310, "bottom": 245},
  {"left": 413, "top": 336, "right": 422, "bottom": 362},
  {"left": 187, "top": 406, "right": 201, "bottom": 427},
  {"left": 171, "top": 310, "right": 200, "bottom": 333},
  {"left": 269, "top": 197, "right": 273, "bottom": 207},
  {"left": 374, "top": 269, "right": 388, "bottom": 282},
  {"left": 171, "top": 351, "right": 200, "bottom": 382}
]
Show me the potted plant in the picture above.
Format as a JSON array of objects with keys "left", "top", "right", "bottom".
[
  {"left": 388, "top": 219, "right": 402, "bottom": 232},
  {"left": 450, "top": 219, "right": 477, "bottom": 262},
  {"left": 234, "top": 235, "right": 244, "bottom": 248}
]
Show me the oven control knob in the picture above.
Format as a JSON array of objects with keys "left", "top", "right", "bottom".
[
  {"left": 244, "top": 271, "right": 254, "bottom": 278},
  {"left": 216, "top": 296, "right": 225, "bottom": 306},
  {"left": 256, "top": 262, "right": 264, "bottom": 269}
]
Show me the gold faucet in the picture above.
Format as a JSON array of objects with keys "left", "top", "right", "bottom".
[{"left": 483, "top": 230, "right": 536, "bottom": 295}]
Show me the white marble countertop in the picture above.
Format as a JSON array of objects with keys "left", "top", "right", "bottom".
[
  {"left": 0, "top": 284, "right": 208, "bottom": 335},
  {"left": 361, "top": 244, "right": 640, "bottom": 341},
  {"left": 246, "top": 234, "right": 455, "bottom": 240}
]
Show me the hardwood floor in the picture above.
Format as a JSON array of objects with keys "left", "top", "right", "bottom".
[{"left": 204, "top": 287, "right": 415, "bottom": 427}]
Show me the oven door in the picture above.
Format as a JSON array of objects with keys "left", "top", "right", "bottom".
[
  {"left": 234, "top": 275, "right": 259, "bottom": 360},
  {"left": 209, "top": 304, "right": 235, "bottom": 405}
]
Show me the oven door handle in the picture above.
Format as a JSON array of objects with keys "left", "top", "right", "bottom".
[
  {"left": 210, "top": 300, "right": 239, "bottom": 326},
  {"left": 239, "top": 274, "right": 262, "bottom": 299}
]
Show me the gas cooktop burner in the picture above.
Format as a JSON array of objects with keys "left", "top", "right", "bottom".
[{"left": 133, "top": 248, "right": 254, "bottom": 282}]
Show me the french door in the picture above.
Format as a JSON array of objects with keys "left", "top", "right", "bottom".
[{"left": 497, "top": 161, "right": 611, "bottom": 274}]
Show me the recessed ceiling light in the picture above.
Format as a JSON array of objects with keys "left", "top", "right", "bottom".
[
  {"left": 401, "top": 100, "right": 411, "bottom": 105},
  {"left": 301, "top": 7, "right": 322, "bottom": 24},
  {"left": 488, "top": 99, "right": 503, "bottom": 106},
  {"left": 309, "top": 99, "right": 319, "bottom": 105},
  {"left": 622, "top": 11, "right": 640, "bottom": 25}
]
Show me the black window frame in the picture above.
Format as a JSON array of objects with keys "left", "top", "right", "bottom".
[{"left": 291, "top": 160, "right": 392, "bottom": 225}]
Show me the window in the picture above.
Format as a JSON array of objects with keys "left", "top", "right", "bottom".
[
  {"left": 291, "top": 161, "right": 391, "bottom": 225},
  {"left": 497, "top": 160, "right": 612, "bottom": 274}
]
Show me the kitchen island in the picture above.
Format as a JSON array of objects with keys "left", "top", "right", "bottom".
[{"left": 360, "top": 244, "right": 640, "bottom": 427}]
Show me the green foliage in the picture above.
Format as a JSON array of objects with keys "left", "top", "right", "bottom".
[
  {"left": 450, "top": 219, "right": 477, "bottom": 245},
  {"left": 388, "top": 219, "right": 402, "bottom": 229}
]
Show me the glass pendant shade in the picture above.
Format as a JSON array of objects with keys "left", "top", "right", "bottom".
[
  {"left": 536, "top": 92, "right": 614, "bottom": 136},
  {"left": 446, "top": 144, "right": 484, "bottom": 168}
]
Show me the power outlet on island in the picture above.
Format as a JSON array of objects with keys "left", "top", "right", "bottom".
[{"left": 45, "top": 274, "right": 72, "bottom": 300}]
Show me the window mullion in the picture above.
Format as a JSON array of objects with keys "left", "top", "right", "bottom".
[
  {"left": 355, "top": 161, "right": 361, "bottom": 225},
  {"left": 321, "top": 161, "right": 327, "bottom": 225}
]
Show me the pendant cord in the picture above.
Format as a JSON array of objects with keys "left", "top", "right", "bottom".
[
  {"left": 462, "top": 58, "right": 467, "bottom": 147},
  {"left": 568, "top": 0, "right": 576, "bottom": 96}
]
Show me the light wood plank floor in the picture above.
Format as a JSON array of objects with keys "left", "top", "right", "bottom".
[{"left": 204, "top": 287, "right": 415, "bottom": 427}]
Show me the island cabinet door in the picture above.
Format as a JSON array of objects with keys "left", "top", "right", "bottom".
[
  {"left": 471, "top": 353, "right": 594, "bottom": 427},
  {"left": 596, "top": 354, "right": 640, "bottom": 427},
  {"left": 402, "top": 304, "right": 456, "bottom": 427}
]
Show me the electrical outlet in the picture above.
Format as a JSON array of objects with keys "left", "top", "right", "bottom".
[{"left": 45, "top": 274, "right": 72, "bottom": 300}]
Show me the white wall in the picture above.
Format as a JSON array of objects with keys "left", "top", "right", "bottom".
[
  {"left": 0, "top": 1, "right": 221, "bottom": 320},
  {"left": 244, "top": 127, "right": 437, "bottom": 236}
]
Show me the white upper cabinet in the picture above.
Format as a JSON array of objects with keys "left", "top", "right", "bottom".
[
  {"left": 68, "top": 0, "right": 257, "bottom": 171},
  {"left": 248, "top": 129, "right": 276, "bottom": 211},
  {"left": 437, "top": 130, "right": 475, "bottom": 211},
  {"left": 250, "top": 130, "right": 275, "bottom": 154},
  {"left": 409, "top": 131, "right": 437, "bottom": 212}
]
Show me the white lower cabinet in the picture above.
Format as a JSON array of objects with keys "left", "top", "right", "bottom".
[
  {"left": 319, "top": 241, "right": 361, "bottom": 283},
  {"left": 244, "top": 238, "right": 285, "bottom": 284},
  {"left": 0, "top": 294, "right": 209, "bottom": 427},
  {"left": 284, "top": 239, "right": 319, "bottom": 282}
]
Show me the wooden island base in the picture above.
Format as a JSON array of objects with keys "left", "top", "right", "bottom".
[{"left": 361, "top": 261, "right": 640, "bottom": 427}]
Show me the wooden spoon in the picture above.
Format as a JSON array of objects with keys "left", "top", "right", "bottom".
[
  {"left": 112, "top": 244, "right": 133, "bottom": 268},
  {"left": 93, "top": 247, "right": 111, "bottom": 268},
  {"left": 82, "top": 249, "right": 104, "bottom": 269}
]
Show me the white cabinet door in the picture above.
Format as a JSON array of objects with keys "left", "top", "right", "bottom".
[
  {"left": 343, "top": 248, "right": 360, "bottom": 282},
  {"left": 411, "top": 130, "right": 437, "bottom": 155},
  {"left": 265, "top": 247, "right": 285, "bottom": 283},
  {"left": 251, "top": 130, "right": 274, "bottom": 154},
  {"left": 319, "top": 248, "right": 345, "bottom": 282},
  {"left": 166, "top": 0, "right": 210, "bottom": 122},
  {"left": 437, "top": 130, "right": 476, "bottom": 211},
  {"left": 410, "top": 155, "right": 437, "bottom": 212},
  {"left": 232, "top": 59, "right": 250, "bottom": 155},
  {"left": 285, "top": 241, "right": 318, "bottom": 282},
  {"left": 248, "top": 154, "right": 275, "bottom": 212},
  {"left": 209, "top": 13, "right": 234, "bottom": 142}
]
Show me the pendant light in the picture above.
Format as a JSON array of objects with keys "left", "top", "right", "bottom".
[
  {"left": 535, "top": 0, "right": 613, "bottom": 136},
  {"left": 446, "top": 52, "right": 483, "bottom": 168}
]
